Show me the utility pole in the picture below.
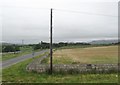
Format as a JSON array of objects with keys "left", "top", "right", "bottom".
[
  {"left": 22, "top": 39, "right": 24, "bottom": 48},
  {"left": 22, "top": 40, "right": 24, "bottom": 45},
  {"left": 50, "top": 8, "right": 53, "bottom": 74}
]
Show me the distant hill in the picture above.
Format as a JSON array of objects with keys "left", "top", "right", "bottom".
[{"left": 90, "top": 39, "right": 118, "bottom": 44}]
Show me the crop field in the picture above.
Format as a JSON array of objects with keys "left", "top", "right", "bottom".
[{"left": 45, "top": 45, "right": 118, "bottom": 64}]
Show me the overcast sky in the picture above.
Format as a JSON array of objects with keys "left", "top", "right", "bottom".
[{"left": 1, "top": 0, "right": 119, "bottom": 44}]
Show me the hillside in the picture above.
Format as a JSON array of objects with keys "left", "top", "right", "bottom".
[{"left": 90, "top": 39, "right": 118, "bottom": 44}]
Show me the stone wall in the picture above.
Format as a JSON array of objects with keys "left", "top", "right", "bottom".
[
  {"left": 26, "top": 64, "right": 118, "bottom": 73},
  {"left": 26, "top": 54, "right": 119, "bottom": 74}
]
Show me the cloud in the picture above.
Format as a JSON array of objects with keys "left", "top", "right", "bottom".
[{"left": 1, "top": 0, "right": 118, "bottom": 44}]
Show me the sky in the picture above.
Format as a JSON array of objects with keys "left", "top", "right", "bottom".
[{"left": 1, "top": 0, "right": 119, "bottom": 44}]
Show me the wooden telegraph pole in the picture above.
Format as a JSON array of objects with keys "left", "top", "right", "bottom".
[{"left": 50, "top": 8, "right": 53, "bottom": 74}]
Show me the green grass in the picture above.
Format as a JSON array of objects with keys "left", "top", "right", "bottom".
[{"left": 2, "top": 54, "right": 118, "bottom": 83}]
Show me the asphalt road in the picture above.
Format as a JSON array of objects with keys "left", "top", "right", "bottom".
[{"left": 1, "top": 50, "right": 48, "bottom": 69}]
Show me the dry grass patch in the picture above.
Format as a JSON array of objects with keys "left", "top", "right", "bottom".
[{"left": 52, "top": 46, "right": 118, "bottom": 64}]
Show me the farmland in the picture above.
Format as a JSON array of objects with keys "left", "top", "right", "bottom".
[
  {"left": 2, "top": 45, "right": 119, "bottom": 83},
  {"left": 43, "top": 45, "right": 118, "bottom": 64}
]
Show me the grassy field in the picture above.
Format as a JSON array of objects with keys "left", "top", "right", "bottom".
[
  {"left": 2, "top": 55, "right": 118, "bottom": 83},
  {"left": 43, "top": 45, "right": 118, "bottom": 64}
]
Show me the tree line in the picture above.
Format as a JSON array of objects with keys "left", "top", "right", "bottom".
[
  {"left": 2, "top": 45, "right": 20, "bottom": 53},
  {"left": 33, "top": 41, "right": 91, "bottom": 50},
  {"left": 2, "top": 41, "right": 119, "bottom": 52},
  {"left": 33, "top": 41, "right": 120, "bottom": 50}
]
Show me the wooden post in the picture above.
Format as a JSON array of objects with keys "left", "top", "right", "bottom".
[{"left": 50, "top": 8, "right": 53, "bottom": 74}]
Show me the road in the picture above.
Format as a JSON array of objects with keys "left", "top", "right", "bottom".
[{"left": 1, "top": 50, "right": 48, "bottom": 69}]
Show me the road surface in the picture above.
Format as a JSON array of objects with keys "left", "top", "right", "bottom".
[{"left": 1, "top": 50, "right": 48, "bottom": 69}]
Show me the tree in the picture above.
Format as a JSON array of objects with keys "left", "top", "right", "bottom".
[
  {"left": 2, "top": 45, "right": 14, "bottom": 52},
  {"left": 2, "top": 45, "right": 20, "bottom": 53},
  {"left": 14, "top": 46, "right": 20, "bottom": 51},
  {"left": 34, "top": 43, "right": 41, "bottom": 50}
]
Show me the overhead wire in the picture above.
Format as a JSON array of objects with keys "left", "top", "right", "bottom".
[
  {"left": 1, "top": 6, "right": 118, "bottom": 17},
  {"left": 53, "top": 8, "right": 118, "bottom": 17}
]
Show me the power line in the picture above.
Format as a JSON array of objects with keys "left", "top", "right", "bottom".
[
  {"left": 54, "top": 8, "right": 118, "bottom": 17},
  {"left": 2, "top": 6, "right": 117, "bottom": 17}
]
